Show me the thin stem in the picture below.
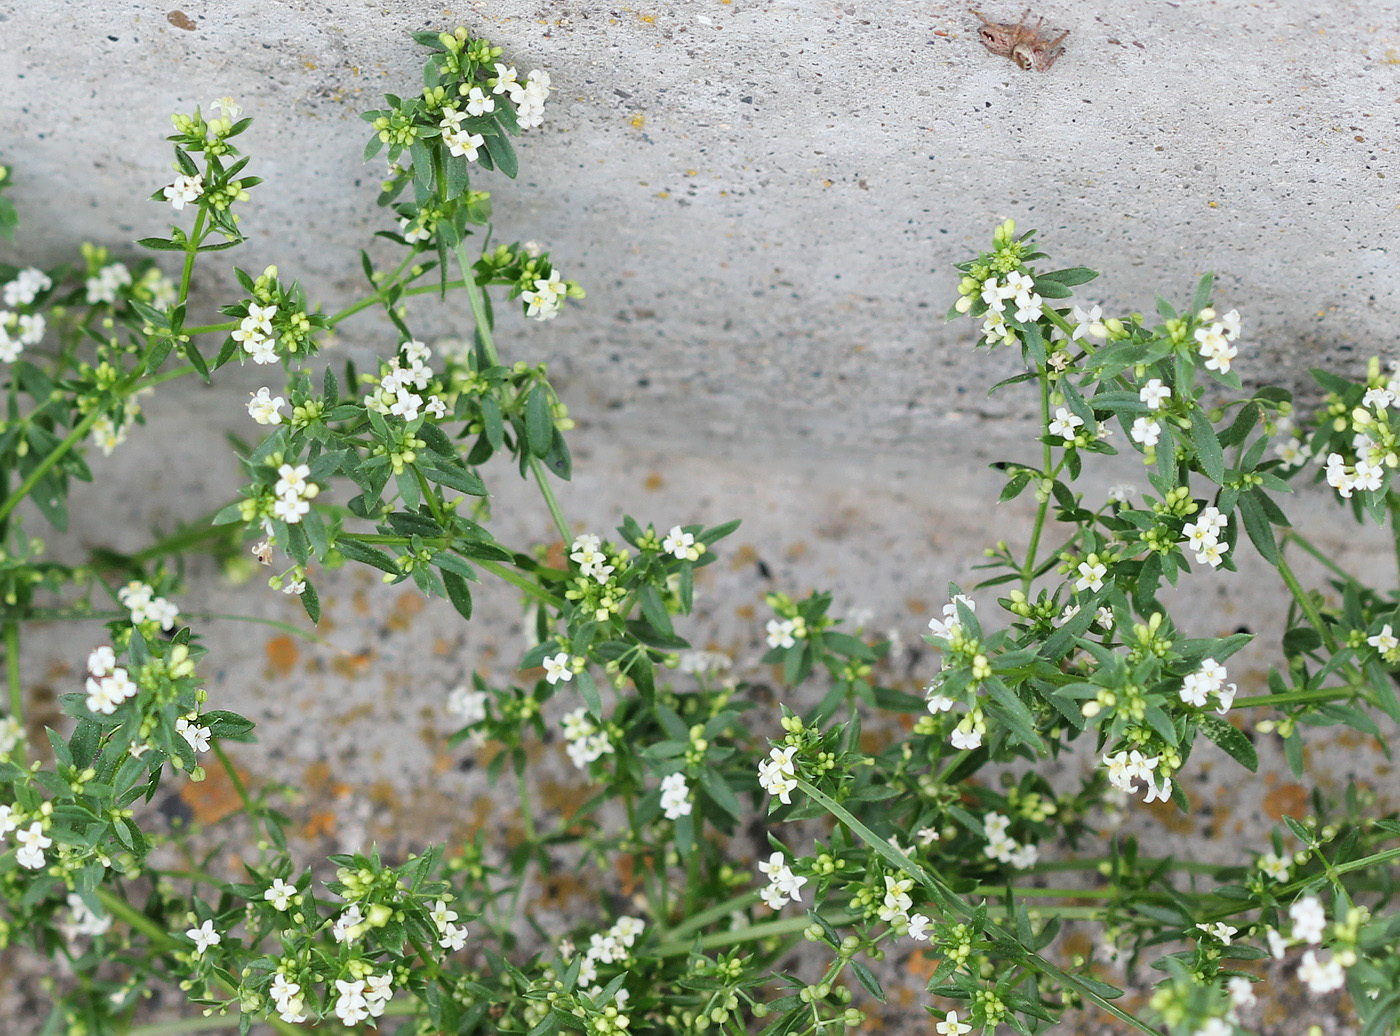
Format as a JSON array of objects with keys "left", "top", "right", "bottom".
[
  {"left": 0, "top": 407, "right": 103, "bottom": 522},
  {"left": 653, "top": 912, "right": 856, "bottom": 958},
  {"left": 1232, "top": 687, "right": 1351, "bottom": 710},
  {"left": 178, "top": 208, "right": 208, "bottom": 302},
  {"left": 211, "top": 742, "right": 252, "bottom": 813},
  {"left": 1021, "top": 375, "right": 1055, "bottom": 594},
  {"left": 4, "top": 623, "right": 25, "bottom": 761},
  {"left": 1280, "top": 528, "right": 1358, "bottom": 584},
  {"left": 476, "top": 558, "right": 568, "bottom": 610},
  {"left": 1274, "top": 552, "right": 1339, "bottom": 654},
  {"left": 530, "top": 457, "right": 572, "bottom": 545}
]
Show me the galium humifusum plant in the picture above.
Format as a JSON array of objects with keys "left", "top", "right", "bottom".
[{"left": 0, "top": 25, "right": 1398, "bottom": 1036}]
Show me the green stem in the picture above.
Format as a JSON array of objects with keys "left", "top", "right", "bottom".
[
  {"left": 1280, "top": 528, "right": 1357, "bottom": 585},
  {"left": 4, "top": 622, "right": 25, "bottom": 760},
  {"left": 211, "top": 742, "right": 252, "bottom": 813},
  {"left": 796, "top": 778, "right": 1164, "bottom": 1036},
  {"left": 1021, "top": 376, "right": 1055, "bottom": 594},
  {"left": 178, "top": 208, "right": 208, "bottom": 303},
  {"left": 326, "top": 252, "right": 428, "bottom": 327},
  {"left": 653, "top": 912, "right": 857, "bottom": 959},
  {"left": 1274, "top": 552, "right": 1338, "bottom": 654},
  {"left": 1232, "top": 687, "right": 1351, "bottom": 710},
  {"left": 530, "top": 457, "right": 572, "bottom": 545},
  {"left": 180, "top": 321, "right": 237, "bottom": 337},
  {"left": 0, "top": 407, "right": 104, "bottom": 522}
]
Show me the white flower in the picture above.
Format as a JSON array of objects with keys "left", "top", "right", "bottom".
[
  {"left": 87, "top": 645, "right": 117, "bottom": 678},
  {"left": 1257, "top": 851, "right": 1289, "bottom": 882},
  {"left": 334, "top": 979, "right": 370, "bottom": 1025},
  {"left": 1289, "top": 896, "right": 1327, "bottom": 944},
  {"left": 1354, "top": 459, "right": 1385, "bottom": 492},
  {"left": 1227, "top": 975, "right": 1257, "bottom": 1009},
  {"left": 1368, "top": 623, "right": 1399, "bottom": 654},
  {"left": 659, "top": 772, "right": 692, "bottom": 820},
  {"left": 444, "top": 129, "right": 485, "bottom": 161},
  {"left": 907, "top": 913, "right": 932, "bottom": 940},
  {"left": 247, "top": 387, "right": 286, "bottom": 425},
  {"left": 491, "top": 63, "right": 522, "bottom": 98},
  {"left": 447, "top": 685, "right": 488, "bottom": 724},
  {"left": 949, "top": 723, "right": 982, "bottom": 751},
  {"left": 611, "top": 916, "right": 645, "bottom": 945},
  {"left": 439, "top": 921, "right": 469, "bottom": 951},
  {"left": 926, "top": 693, "right": 956, "bottom": 714},
  {"left": 164, "top": 174, "right": 204, "bottom": 211},
  {"left": 1075, "top": 560, "right": 1107, "bottom": 593},
  {"left": 542, "top": 652, "right": 573, "bottom": 684},
  {"left": 1266, "top": 927, "right": 1289, "bottom": 959},
  {"left": 185, "top": 918, "right": 221, "bottom": 956},
  {"left": 766, "top": 619, "right": 797, "bottom": 649},
  {"left": 1194, "top": 1020, "right": 1231, "bottom": 1036},
  {"left": 210, "top": 97, "right": 243, "bottom": 121},
  {"left": 0, "top": 804, "right": 16, "bottom": 839},
  {"left": 1130, "top": 416, "right": 1161, "bottom": 447},
  {"left": 1139, "top": 379, "right": 1171, "bottom": 410},
  {"left": 264, "top": 878, "right": 295, "bottom": 911},
  {"left": 927, "top": 595, "right": 975, "bottom": 639},
  {"left": 759, "top": 883, "right": 789, "bottom": 910},
  {"left": 273, "top": 494, "right": 310, "bottom": 524},
  {"left": 1195, "top": 921, "right": 1237, "bottom": 945},
  {"left": 1297, "top": 950, "right": 1345, "bottom": 994},
  {"left": 3, "top": 268, "right": 52, "bottom": 307},
  {"left": 662, "top": 525, "right": 700, "bottom": 561},
  {"left": 430, "top": 899, "right": 459, "bottom": 932},
  {"left": 15, "top": 821, "right": 52, "bottom": 869},
  {"left": 332, "top": 903, "right": 365, "bottom": 943},
  {"left": 426, "top": 395, "right": 447, "bottom": 419},
  {"left": 176, "top": 715, "right": 211, "bottom": 754},
  {"left": 758, "top": 745, "right": 799, "bottom": 804},
  {"left": 936, "top": 1011, "right": 972, "bottom": 1036},
  {"left": 1071, "top": 303, "right": 1105, "bottom": 340},
  {"left": 1048, "top": 406, "right": 1085, "bottom": 443},
  {"left": 464, "top": 86, "right": 495, "bottom": 115}
]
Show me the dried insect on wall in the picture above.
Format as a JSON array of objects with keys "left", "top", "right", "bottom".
[{"left": 970, "top": 8, "right": 1070, "bottom": 71}]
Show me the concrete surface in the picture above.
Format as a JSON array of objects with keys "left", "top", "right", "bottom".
[{"left": 3, "top": 1, "right": 1400, "bottom": 1032}]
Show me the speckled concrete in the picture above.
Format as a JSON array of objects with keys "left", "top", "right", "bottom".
[{"left": 3, "top": 1, "right": 1399, "bottom": 1032}]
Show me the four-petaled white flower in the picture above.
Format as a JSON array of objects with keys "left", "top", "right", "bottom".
[
  {"left": 659, "top": 772, "right": 692, "bottom": 820},
  {"left": 542, "top": 652, "right": 573, "bottom": 684},
  {"left": 1258, "top": 851, "right": 1290, "bottom": 882},
  {"left": 766, "top": 618, "right": 797, "bottom": 649},
  {"left": 936, "top": 1011, "right": 972, "bottom": 1036},
  {"left": 1367, "top": 623, "right": 1398, "bottom": 655},
  {"left": 1075, "top": 559, "right": 1107, "bottom": 593},
  {"left": 1130, "top": 416, "right": 1161, "bottom": 448},
  {"left": 1139, "top": 378, "right": 1171, "bottom": 410},
  {"left": 15, "top": 821, "right": 52, "bottom": 869},
  {"left": 164, "top": 174, "right": 204, "bottom": 211},
  {"left": 247, "top": 387, "right": 286, "bottom": 425},
  {"left": 1048, "top": 407, "right": 1085, "bottom": 444},
  {"left": 264, "top": 878, "right": 296, "bottom": 911},
  {"left": 185, "top": 918, "right": 221, "bottom": 956},
  {"left": 662, "top": 525, "right": 701, "bottom": 561}
]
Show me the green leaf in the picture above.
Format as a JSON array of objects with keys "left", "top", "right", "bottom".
[
  {"left": 1189, "top": 407, "right": 1225, "bottom": 484},
  {"left": 419, "top": 462, "right": 487, "bottom": 496},
  {"left": 441, "top": 569, "right": 473, "bottom": 620},
  {"left": 699, "top": 768, "right": 743, "bottom": 821},
  {"left": 639, "top": 584, "right": 674, "bottom": 636},
  {"left": 1038, "top": 266, "right": 1099, "bottom": 287},
  {"left": 1191, "top": 271, "right": 1215, "bottom": 315},
  {"left": 525, "top": 387, "right": 553, "bottom": 457},
  {"left": 336, "top": 538, "right": 400, "bottom": 575},
  {"left": 575, "top": 670, "right": 602, "bottom": 717},
  {"left": 300, "top": 581, "right": 321, "bottom": 623},
  {"left": 1237, "top": 492, "right": 1278, "bottom": 564},
  {"left": 1200, "top": 714, "right": 1257, "bottom": 771},
  {"left": 848, "top": 960, "right": 886, "bottom": 1003}
]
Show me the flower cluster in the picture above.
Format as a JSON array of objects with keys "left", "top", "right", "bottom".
[
  {"left": 520, "top": 267, "right": 567, "bottom": 321},
  {"left": 85, "top": 261, "right": 133, "bottom": 305},
  {"left": 0, "top": 267, "right": 51, "bottom": 362},
  {"left": 1324, "top": 451, "right": 1385, "bottom": 499},
  {"left": 232, "top": 301, "right": 279, "bottom": 364},
  {"left": 975, "top": 270, "right": 1043, "bottom": 347},
  {"left": 570, "top": 533, "right": 617, "bottom": 584},
  {"left": 492, "top": 64, "right": 551, "bottom": 128},
  {"left": 332, "top": 972, "right": 395, "bottom": 1025},
  {"left": 757, "top": 744, "right": 799, "bottom": 804},
  {"left": 84, "top": 644, "right": 137, "bottom": 715},
  {"left": 431, "top": 898, "right": 469, "bottom": 952},
  {"left": 659, "top": 772, "right": 691, "bottom": 820},
  {"left": 247, "top": 386, "right": 286, "bottom": 425},
  {"left": 1178, "top": 657, "right": 1236, "bottom": 713},
  {"left": 271, "top": 462, "right": 318, "bottom": 525},
  {"left": 756, "top": 850, "right": 807, "bottom": 910},
  {"left": 1, "top": 810, "right": 53, "bottom": 870},
  {"left": 1102, "top": 749, "right": 1172, "bottom": 804},
  {"left": 982, "top": 812, "right": 1038, "bottom": 870},
  {"left": 574, "top": 915, "right": 645, "bottom": 987},
  {"left": 1264, "top": 896, "right": 1351, "bottom": 995},
  {"left": 1181, "top": 505, "right": 1230, "bottom": 569},
  {"left": 874, "top": 874, "right": 931, "bottom": 941},
  {"left": 363, "top": 340, "right": 446, "bottom": 421},
  {"left": 117, "top": 580, "right": 180, "bottom": 629},
  {"left": 438, "top": 107, "right": 485, "bottom": 162},
  {"left": 562, "top": 707, "right": 614, "bottom": 770},
  {"left": 1194, "top": 307, "right": 1242, "bottom": 374}
]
